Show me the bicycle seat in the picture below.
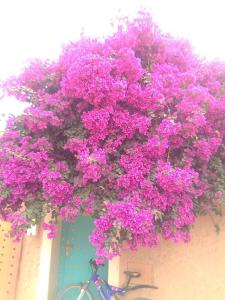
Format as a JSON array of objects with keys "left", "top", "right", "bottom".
[{"left": 124, "top": 271, "right": 141, "bottom": 278}]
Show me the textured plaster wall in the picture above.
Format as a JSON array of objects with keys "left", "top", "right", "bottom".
[
  {"left": 5, "top": 212, "right": 225, "bottom": 300},
  {"left": 0, "top": 221, "right": 22, "bottom": 300},
  {"left": 109, "top": 212, "right": 225, "bottom": 300},
  {"left": 15, "top": 226, "right": 43, "bottom": 300}
]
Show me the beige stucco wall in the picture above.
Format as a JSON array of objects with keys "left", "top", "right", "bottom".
[
  {"left": 15, "top": 220, "right": 60, "bottom": 300},
  {"left": 0, "top": 221, "right": 22, "bottom": 300},
  {"left": 15, "top": 226, "right": 43, "bottom": 300},
  {"left": 2, "top": 213, "right": 225, "bottom": 300},
  {"left": 109, "top": 212, "right": 225, "bottom": 300}
]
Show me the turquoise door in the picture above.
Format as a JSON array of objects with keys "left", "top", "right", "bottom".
[{"left": 56, "top": 216, "right": 108, "bottom": 299}]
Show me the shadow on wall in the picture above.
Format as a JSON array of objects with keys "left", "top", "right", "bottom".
[{"left": 112, "top": 212, "right": 225, "bottom": 300}]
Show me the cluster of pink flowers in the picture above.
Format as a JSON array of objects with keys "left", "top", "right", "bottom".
[{"left": 0, "top": 11, "right": 224, "bottom": 261}]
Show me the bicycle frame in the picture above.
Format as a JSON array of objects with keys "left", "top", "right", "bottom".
[
  {"left": 81, "top": 272, "right": 125, "bottom": 300},
  {"left": 73, "top": 259, "right": 158, "bottom": 299}
]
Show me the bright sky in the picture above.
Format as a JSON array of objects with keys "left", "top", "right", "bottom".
[{"left": 1, "top": 0, "right": 225, "bottom": 129}]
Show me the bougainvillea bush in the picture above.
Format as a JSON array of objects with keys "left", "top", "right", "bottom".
[{"left": 0, "top": 12, "right": 225, "bottom": 262}]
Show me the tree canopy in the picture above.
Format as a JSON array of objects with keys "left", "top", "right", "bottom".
[{"left": 0, "top": 12, "right": 225, "bottom": 262}]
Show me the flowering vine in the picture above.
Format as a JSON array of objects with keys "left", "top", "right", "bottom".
[{"left": 0, "top": 11, "right": 225, "bottom": 262}]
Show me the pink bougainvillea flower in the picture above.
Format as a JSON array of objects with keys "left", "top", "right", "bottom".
[{"left": 0, "top": 11, "right": 224, "bottom": 261}]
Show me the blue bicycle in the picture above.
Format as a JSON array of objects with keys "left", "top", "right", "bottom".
[{"left": 57, "top": 259, "right": 158, "bottom": 300}]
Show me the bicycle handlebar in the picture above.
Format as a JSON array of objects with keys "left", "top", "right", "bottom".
[{"left": 89, "top": 258, "right": 105, "bottom": 273}]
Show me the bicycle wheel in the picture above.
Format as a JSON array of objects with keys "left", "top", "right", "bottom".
[{"left": 57, "top": 284, "right": 93, "bottom": 300}]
